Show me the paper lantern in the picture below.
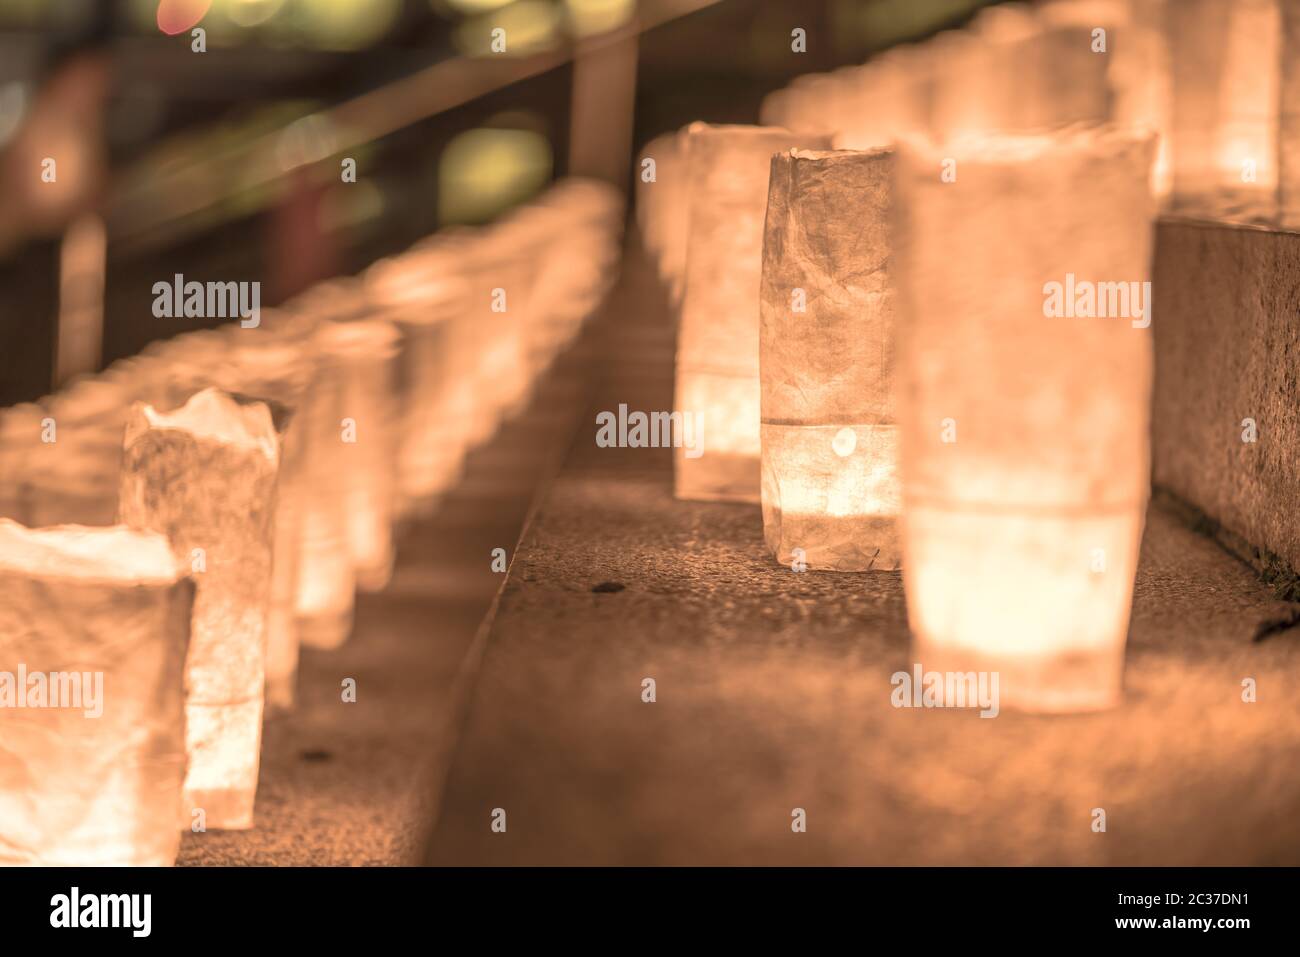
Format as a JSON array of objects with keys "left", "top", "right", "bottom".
[
  {"left": 1281, "top": 0, "right": 1300, "bottom": 226},
  {"left": 759, "top": 148, "right": 900, "bottom": 571},
  {"left": 0, "top": 520, "right": 194, "bottom": 865},
  {"left": 464, "top": 230, "right": 537, "bottom": 427},
  {"left": 832, "top": 45, "right": 932, "bottom": 150},
  {"left": 535, "top": 178, "right": 624, "bottom": 342},
  {"left": 1108, "top": 0, "right": 1173, "bottom": 205},
  {"left": 292, "top": 337, "right": 357, "bottom": 650},
  {"left": 29, "top": 377, "right": 132, "bottom": 527},
  {"left": 929, "top": 13, "right": 1108, "bottom": 142},
  {"left": 675, "top": 123, "right": 832, "bottom": 503},
  {"left": 217, "top": 336, "right": 315, "bottom": 713},
  {"left": 312, "top": 318, "right": 401, "bottom": 594},
  {"left": 892, "top": 128, "right": 1156, "bottom": 712},
  {"left": 0, "top": 403, "right": 42, "bottom": 523},
  {"left": 636, "top": 129, "right": 692, "bottom": 306},
  {"left": 366, "top": 249, "right": 472, "bottom": 518},
  {"left": 1167, "top": 0, "right": 1281, "bottom": 219},
  {"left": 119, "top": 387, "right": 280, "bottom": 828}
]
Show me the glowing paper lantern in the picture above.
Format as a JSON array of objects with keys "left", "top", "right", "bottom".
[
  {"left": 892, "top": 129, "right": 1156, "bottom": 712},
  {"left": 0, "top": 520, "right": 194, "bottom": 865},
  {"left": 1110, "top": 0, "right": 1173, "bottom": 205},
  {"left": 292, "top": 338, "right": 357, "bottom": 650},
  {"left": 216, "top": 337, "right": 315, "bottom": 712},
  {"left": 759, "top": 148, "right": 900, "bottom": 571},
  {"left": 119, "top": 388, "right": 280, "bottom": 828},
  {"left": 534, "top": 178, "right": 623, "bottom": 342},
  {"left": 675, "top": 124, "right": 831, "bottom": 503},
  {"left": 636, "top": 129, "right": 691, "bottom": 306},
  {"left": 1281, "top": 0, "right": 1300, "bottom": 226},
  {"left": 929, "top": 14, "right": 1108, "bottom": 141},
  {"left": 366, "top": 250, "right": 472, "bottom": 518},
  {"left": 30, "top": 377, "right": 133, "bottom": 527},
  {"left": 832, "top": 45, "right": 932, "bottom": 150},
  {"left": 0, "top": 403, "right": 42, "bottom": 523},
  {"left": 1167, "top": 0, "right": 1280, "bottom": 219},
  {"left": 312, "top": 318, "right": 401, "bottom": 593},
  {"left": 470, "top": 230, "right": 539, "bottom": 422}
]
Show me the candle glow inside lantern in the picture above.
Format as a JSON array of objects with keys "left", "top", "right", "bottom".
[
  {"left": 929, "top": 13, "right": 1110, "bottom": 143},
  {"left": 1167, "top": 0, "right": 1281, "bottom": 219},
  {"left": 366, "top": 250, "right": 472, "bottom": 519},
  {"left": 119, "top": 387, "right": 280, "bottom": 828},
  {"left": 291, "top": 327, "right": 357, "bottom": 650},
  {"left": 0, "top": 403, "right": 43, "bottom": 523},
  {"left": 892, "top": 128, "right": 1156, "bottom": 712},
  {"left": 832, "top": 45, "right": 932, "bottom": 151},
  {"left": 463, "top": 231, "right": 537, "bottom": 430},
  {"left": 0, "top": 520, "right": 194, "bottom": 865},
  {"left": 636, "top": 129, "right": 691, "bottom": 306},
  {"left": 312, "top": 318, "right": 401, "bottom": 594},
  {"left": 675, "top": 123, "right": 832, "bottom": 503},
  {"left": 29, "top": 377, "right": 134, "bottom": 527},
  {"left": 759, "top": 148, "right": 901, "bottom": 571},
  {"left": 217, "top": 337, "right": 314, "bottom": 713}
]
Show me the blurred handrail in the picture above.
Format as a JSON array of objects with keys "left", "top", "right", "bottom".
[{"left": 107, "top": 0, "right": 720, "bottom": 251}]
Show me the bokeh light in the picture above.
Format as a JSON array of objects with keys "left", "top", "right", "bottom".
[
  {"left": 155, "top": 0, "right": 214, "bottom": 35},
  {"left": 454, "top": 1, "right": 562, "bottom": 57},
  {"left": 563, "top": 0, "right": 635, "bottom": 37},
  {"left": 438, "top": 125, "right": 552, "bottom": 224}
]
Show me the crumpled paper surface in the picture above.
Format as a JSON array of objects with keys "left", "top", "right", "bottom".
[
  {"left": 119, "top": 389, "right": 279, "bottom": 829},
  {"left": 0, "top": 521, "right": 193, "bottom": 865},
  {"left": 759, "top": 148, "right": 900, "bottom": 571}
]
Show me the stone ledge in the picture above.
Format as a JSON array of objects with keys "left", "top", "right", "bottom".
[
  {"left": 422, "top": 448, "right": 1300, "bottom": 865},
  {"left": 1152, "top": 217, "right": 1300, "bottom": 585}
]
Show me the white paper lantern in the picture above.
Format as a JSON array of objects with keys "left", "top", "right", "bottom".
[
  {"left": 759, "top": 147, "right": 900, "bottom": 571},
  {"left": 675, "top": 123, "right": 832, "bottom": 503},
  {"left": 892, "top": 128, "right": 1156, "bottom": 712},
  {"left": 119, "top": 388, "right": 280, "bottom": 828},
  {"left": 312, "top": 318, "right": 401, "bottom": 593},
  {"left": 0, "top": 520, "right": 193, "bottom": 864},
  {"left": 1167, "top": 0, "right": 1281, "bottom": 220}
]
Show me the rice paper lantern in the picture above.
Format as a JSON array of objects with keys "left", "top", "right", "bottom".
[
  {"left": 216, "top": 337, "right": 315, "bottom": 713},
  {"left": 0, "top": 520, "right": 194, "bottom": 865},
  {"left": 312, "top": 319, "right": 400, "bottom": 594},
  {"left": 366, "top": 251, "right": 472, "bottom": 518},
  {"left": 928, "top": 15, "right": 1108, "bottom": 142},
  {"left": 1281, "top": 0, "right": 1300, "bottom": 226},
  {"left": 423, "top": 229, "right": 512, "bottom": 449},
  {"left": 292, "top": 335, "right": 357, "bottom": 650},
  {"left": 833, "top": 45, "right": 932, "bottom": 150},
  {"left": 636, "top": 129, "right": 691, "bottom": 306},
  {"left": 0, "top": 403, "right": 43, "bottom": 523},
  {"left": 29, "top": 377, "right": 132, "bottom": 527},
  {"left": 759, "top": 148, "right": 900, "bottom": 571},
  {"left": 892, "top": 128, "right": 1156, "bottom": 712},
  {"left": 1104, "top": 0, "right": 1173, "bottom": 205},
  {"left": 1167, "top": 0, "right": 1281, "bottom": 219},
  {"left": 119, "top": 387, "right": 280, "bottom": 829},
  {"left": 464, "top": 231, "right": 537, "bottom": 426},
  {"left": 675, "top": 123, "right": 832, "bottom": 504},
  {"left": 538, "top": 179, "right": 624, "bottom": 342}
]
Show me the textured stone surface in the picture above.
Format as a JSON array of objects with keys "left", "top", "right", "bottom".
[
  {"left": 1152, "top": 218, "right": 1300, "bottom": 579},
  {"left": 424, "top": 448, "right": 1300, "bottom": 865}
]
